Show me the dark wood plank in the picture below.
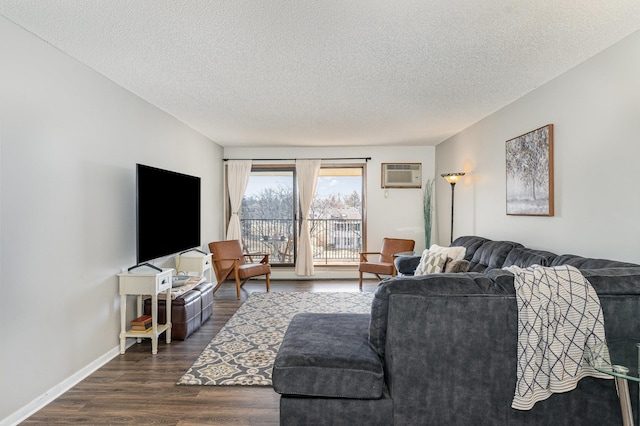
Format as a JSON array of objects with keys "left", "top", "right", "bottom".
[{"left": 22, "top": 279, "right": 377, "bottom": 425}]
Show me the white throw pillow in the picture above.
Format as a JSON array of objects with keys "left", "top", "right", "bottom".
[
  {"left": 414, "top": 250, "right": 448, "bottom": 275},
  {"left": 429, "top": 244, "right": 466, "bottom": 262}
]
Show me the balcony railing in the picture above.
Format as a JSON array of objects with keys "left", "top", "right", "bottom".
[{"left": 240, "top": 218, "right": 362, "bottom": 265}]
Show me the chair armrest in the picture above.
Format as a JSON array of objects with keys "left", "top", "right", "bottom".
[
  {"left": 211, "top": 257, "right": 241, "bottom": 262},
  {"left": 360, "top": 251, "right": 382, "bottom": 262},
  {"left": 243, "top": 252, "right": 268, "bottom": 258},
  {"left": 241, "top": 253, "right": 270, "bottom": 264},
  {"left": 210, "top": 257, "right": 239, "bottom": 282}
]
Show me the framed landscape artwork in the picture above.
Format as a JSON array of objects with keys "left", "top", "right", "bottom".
[{"left": 505, "top": 124, "right": 554, "bottom": 216}]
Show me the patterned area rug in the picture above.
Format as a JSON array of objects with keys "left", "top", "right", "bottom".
[{"left": 177, "top": 291, "right": 374, "bottom": 386}]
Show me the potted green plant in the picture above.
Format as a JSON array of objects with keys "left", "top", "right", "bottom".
[{"left": 423, "top": 178, "right": 434, "bottom": 248}]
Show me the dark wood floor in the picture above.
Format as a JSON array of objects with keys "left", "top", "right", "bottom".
[{"left": 23, "top": 280, "right": 377, "bottom": 425}]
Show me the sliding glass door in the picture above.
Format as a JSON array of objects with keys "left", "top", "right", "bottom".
[
  {"left": 311, "top": 167, "right": 364, "bottom": 265},
  {"left": 240, "top": 167, "right": 296, "bottom": 265},
  {"left": 230, "top": 164, "right": 365, "bottom": 266}
]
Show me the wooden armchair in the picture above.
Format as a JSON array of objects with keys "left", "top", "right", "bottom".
[
  {"left": 208, "top": 239, "right": 271, "bottom": 299},
  {"left": 358, "top": 238, "right": 415, "bottom": 289}
]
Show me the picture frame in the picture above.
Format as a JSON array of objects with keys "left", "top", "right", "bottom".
[{"left": 505, "top": 124, "right": 554, "bottom": 216}]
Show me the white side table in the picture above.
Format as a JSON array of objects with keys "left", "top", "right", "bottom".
[
  {"left": 178, "top": 250, "right": 213, "bottom": 282},
  {"left": 118, "top": 268, "right": 172, "bottom": 354}
]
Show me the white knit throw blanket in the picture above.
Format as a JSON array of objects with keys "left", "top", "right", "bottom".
[{"left": 510, "top": 264, "right": 612, "bottom": 410}]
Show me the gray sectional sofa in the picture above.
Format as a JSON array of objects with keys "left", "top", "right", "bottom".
[{"left": 272, "top": 236, "right": 640, "bottom": 425}]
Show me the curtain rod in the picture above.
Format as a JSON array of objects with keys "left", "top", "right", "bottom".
[{"left": 223, "top": 157, "right": 371, "bottom": 162}]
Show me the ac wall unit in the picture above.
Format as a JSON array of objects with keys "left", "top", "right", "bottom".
[{"left": 381, "top": 163, "right": 422, "bottom": 188}]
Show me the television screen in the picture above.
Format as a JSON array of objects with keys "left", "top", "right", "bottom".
[{"left": 136, "top": 164, "right": 201, "bottom": 264}]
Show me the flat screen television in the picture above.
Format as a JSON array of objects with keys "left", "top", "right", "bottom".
[{"left": 136, "top": 164, "right": 201, "bottom": 264}]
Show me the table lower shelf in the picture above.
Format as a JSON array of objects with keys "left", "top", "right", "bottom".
[
  {"left": 120, "top": 323, "right": 172, "bottom": 355},
  {"left": 121, "top": 323, "right": 171, "bottom": 338}
]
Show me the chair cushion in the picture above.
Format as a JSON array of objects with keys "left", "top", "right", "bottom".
[
  {"left": 273, "top": 313, "right": 384, "bottom": 399},
  {"left": 359, "top": 261, "right": 394, "bottom": 275},
  {"left": 237, "top": 263, "right": 271, "bottom": 279}
]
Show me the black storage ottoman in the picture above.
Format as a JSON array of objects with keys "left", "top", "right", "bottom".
[
  {"left": 193, "top": 281, "right": 214, "bottom": 324},
  {"left": 144, "top": 289, "right": 202, "bottom": 341}
]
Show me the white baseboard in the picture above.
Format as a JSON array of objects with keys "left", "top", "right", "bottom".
[
  {"left": 0, "top": 343, "right": 131, "bottom": 426},
  {"left": 1, "top": 272, "right": 360, "bottom": 425}
]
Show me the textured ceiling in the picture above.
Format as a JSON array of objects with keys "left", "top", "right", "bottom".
[{"left": 2, "top": 1, "right": 640, "bottom": 147}]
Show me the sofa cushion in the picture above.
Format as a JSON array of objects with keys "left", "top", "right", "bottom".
[
  {"left": 273, "top": 313, "right": 384, "bottom": 399},
  {"left": 394, "top": 255, "right": 421, "bottom": 276},
  {"left": 414, "top": 250, "right": 448, "bottom": 275},
  {"left": 444, "top": 258, "right": 470, "bottom": 273},
  {"left": 504, "top": 247, "right": 557, "bottom": 268},
  {"left": 395, "top": 240, "right": 475, "bottom": 276},
  {"left": 467, "top": 240, "right": 523, "bottom": 272},
  {"left": 484, "top": 269, "right": 516, "bottom": 294},
  {"left": 280, "top": 387, "right": 393, "bottom": 426},
  {"left": 429, "top": 244, "right": 466, "bottom": 261},
  {"left": 369, "top": 273, "right": 498, "bottom": 357},
  {"left": 485, "top": 265, "right": 640, "bottom": 298},
  {"left": 451, "top": 236, "right": 491, "bottom": 261},
  {"left": 550, "top": 254, "right": 639, "bottom": 269},
  {"left": 581, "top": 267, "right": 640, "bottom": 295}
]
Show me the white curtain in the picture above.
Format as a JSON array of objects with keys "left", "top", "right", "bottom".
[
  {"left": 225, "top": 160, "right": 252, "bottom": 242},
  {"left": 295, "top": 159, "right": 321, "bottom": 276}
]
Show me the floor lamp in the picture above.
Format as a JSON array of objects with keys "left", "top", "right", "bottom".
[{"left": 441, "top": 172, "right": 465, "bottom": 243}]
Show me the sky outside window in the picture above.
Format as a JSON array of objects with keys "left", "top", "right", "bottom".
[{"left": 245, "top": 169, "right": 361, "bottom": 197}]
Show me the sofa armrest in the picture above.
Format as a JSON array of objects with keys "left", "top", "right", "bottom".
[
  {"left": 394, "top": 255, "right": 421, "bottom": 276},
  {"left": 273, "top": 313, "right": 384, "bottom": 399}
]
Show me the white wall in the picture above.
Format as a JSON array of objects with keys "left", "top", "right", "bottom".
[
  {"left": 224, "top": 145, "right": 436, "bottom": 278},
  {"left": 0, "top": 17, "right": 224, "bottom": 424},
  {"left": 435, "top": 30, "right": 640, "bottom": 262},
  {"left": 7, "top": 12, "right": 637, "bottom": 424}
]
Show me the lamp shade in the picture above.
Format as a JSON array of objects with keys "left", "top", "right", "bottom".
[{"left": 441, "top": 172, "right": 465, "bottom": 184}]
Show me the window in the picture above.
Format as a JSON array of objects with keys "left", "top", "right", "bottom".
[{"left": 230, "top": 164, "right": 365, "bottom": 266}]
